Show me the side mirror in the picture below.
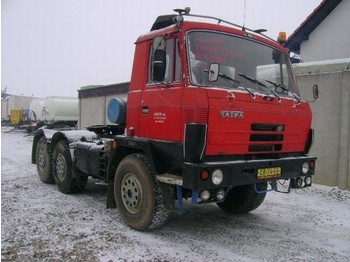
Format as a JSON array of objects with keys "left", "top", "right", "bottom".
[
  {"left": 208, "top": 63, "right": 220, "bottom": 82},
  {"left": 313, "top": 84, "right": 319, "bottom": 100},
  {"left": 152, "top": 49, "right": 166, "bottom": 82},
  {"left": 272, "top": 49, "right": 281, "bottom": 64}
]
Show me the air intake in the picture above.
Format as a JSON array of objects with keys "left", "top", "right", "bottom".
[{"left": 249, "top": 123, "right": 285, "bottom": 152}]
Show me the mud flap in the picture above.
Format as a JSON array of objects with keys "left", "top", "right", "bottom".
[
  {"left": 254, "top": 181, "right": 276, "bottom": 193},
  {"left": 106, "top": 179, "right": 116, "bottom": 208},
  {"left": 158, "top": 182, "right": 175, "bottom": 211}
]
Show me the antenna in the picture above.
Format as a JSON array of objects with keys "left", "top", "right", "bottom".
[{"left": 242, "top": 0, "right": 247, "bottom": 31}]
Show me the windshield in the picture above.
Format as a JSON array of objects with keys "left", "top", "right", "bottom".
[{"left": 187, "top": 31, "right": 300, "bottom": 97}]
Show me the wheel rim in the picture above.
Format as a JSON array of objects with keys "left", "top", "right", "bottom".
[
  {"left": 56, "top": 153, "right": 66, "bottom": 182},
  {"left": 121, "top": 173, "right": 143, "bottom": 214},
  {"left": 37, "top": 146, "right": 46, "bottom": 171}
]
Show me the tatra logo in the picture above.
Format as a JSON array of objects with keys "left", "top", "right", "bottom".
[
  {"left": 220, "top": 110, "right": 244, "bottom": 119},
  {"left": 128, "top": 141, "right": 137, "bottom": 147}
]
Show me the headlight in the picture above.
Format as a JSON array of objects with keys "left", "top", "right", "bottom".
[
  {"left": 211, "top": 169, "right": 223, "bottom": 185},
  {"left": 302, "top": 162, "right": 309, "bottom": 174},
  {"left": 295, "top": 177, "right": 303, "bottom": 188},
  {"left": 304, "top": 176, "right": 312, "bottom": 186},
  {"left": 200, "top": 190, "right": 210, "bottom": 201}
]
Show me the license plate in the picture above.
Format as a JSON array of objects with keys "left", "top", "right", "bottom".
[{"left": 257, "top": 167, "right": 282, "bottom": 179}]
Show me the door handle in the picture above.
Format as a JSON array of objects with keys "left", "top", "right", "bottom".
[{"left": 142, "top": 106, "right": 149, "bottom": 115}]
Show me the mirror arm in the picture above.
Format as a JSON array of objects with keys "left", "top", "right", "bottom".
[{"left": 305, "top": 84, "right": 319, "bottom": 103}]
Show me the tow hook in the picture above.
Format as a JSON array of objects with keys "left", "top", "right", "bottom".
[{"left": 226, "top": 91, "right": 235, "bottom": 106}]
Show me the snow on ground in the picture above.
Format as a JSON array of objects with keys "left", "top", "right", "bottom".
[{"left": 1, "top": 126, "right": 350, "bottom": 262}]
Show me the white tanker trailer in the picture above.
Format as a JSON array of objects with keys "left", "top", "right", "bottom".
[
  {"left": 41, "top": 96, "right": 78, "bottom": 123},
  {"left": 28, "top": 96, "right": 79, "bottom": 131},
  {"left": 29, "top": 99, "right": 45, "bottom": 122}
]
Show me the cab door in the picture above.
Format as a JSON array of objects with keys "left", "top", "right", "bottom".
[{"left": 139, "top": 36, "right": 183, "bottom": 142}]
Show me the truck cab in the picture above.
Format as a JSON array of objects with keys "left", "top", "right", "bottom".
[{"left": 126, "top": 10, "right": 315, "bottom": 180}]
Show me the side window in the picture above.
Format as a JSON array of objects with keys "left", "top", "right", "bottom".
[
  {"left": 149, "top": 37, "right": 182, "bottom": 84},
  {"left": 164, "top": 39, "right": 174, "bottom": 83},
  {"left": 174, "top": 38, "right": 182, "bottom": 82}
]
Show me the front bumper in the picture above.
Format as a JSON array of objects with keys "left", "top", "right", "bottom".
[{"left": 182, "top": 155, "right": 317, "bottom": 190}]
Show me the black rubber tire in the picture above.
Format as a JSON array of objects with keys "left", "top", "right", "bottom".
[
  {"left": 78, "top": 175, "right": 88, "bottom": 189},
  {"left": 35, "top": 136, "right": 54, "bottom": 184},
  {"left": 114, "top": 153, "right": 170, "bottom": 231},
  {"left": 52, "top": 140, "right": 85, "bottom": 194},
  {"left": 72, "top": 164, "right": 89, "bottom": 190},
  {"left": 217, "top": 182, "right": 267, "bottom": 214}
]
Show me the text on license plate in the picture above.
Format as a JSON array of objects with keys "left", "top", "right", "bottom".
[{"left": 257, "top": 167, "right": 282, "bottom": 179}]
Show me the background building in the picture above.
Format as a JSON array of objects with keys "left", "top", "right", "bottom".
[
  {"left": 286, "top": 0, "right": 349, "bottom": 62},
  {"left": 286, "top": 0, "right": 349, "bottom": 189},
  {"left": 78, "top": 83, "right": 129, "bottom": 129},
  {"left": 295, "top": 59, "right": 350, "bottom": 190},
  {"left": 1, "top": 94, "right": 39, "bottom": 122}
]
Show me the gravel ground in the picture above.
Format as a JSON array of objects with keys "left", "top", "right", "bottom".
[{"left": 1, "top": 127, "right": 350, "bottom": 261}]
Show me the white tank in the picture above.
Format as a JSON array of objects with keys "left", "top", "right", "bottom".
[
  {"left": 41, "top": 96, "right": 78, "bottom": 122},
  {"left": 29, "top": 99, "right": 45, "bottom": 122}
]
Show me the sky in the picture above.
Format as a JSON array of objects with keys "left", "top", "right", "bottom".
[{"left": 2, "top": 0, "right": 322, "bottom": 98}]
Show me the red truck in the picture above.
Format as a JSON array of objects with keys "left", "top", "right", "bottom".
[{"left": 32, "top": 8, "right": 318, "bottom": 231}]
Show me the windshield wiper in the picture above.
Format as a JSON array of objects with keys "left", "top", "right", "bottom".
[
  {"left": 217, "top": 73, "right": 256, "bottom": 98},
  {"left": 265, "top": 80, "right": 301, "bottom": 103},
  {"left": 238, "top": 73, "right": 280, "bottom": 101},
  {"left": 203, "top": 69, "right": 256, "bottom": 98}
]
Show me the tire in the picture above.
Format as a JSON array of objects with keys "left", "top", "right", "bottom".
[
  {"left": 217, "top": 182, "right": 267, "bottom": 214},
  {"left": 78, "top": 175, "right": 88, "bottom": 189},
  {"left": 72, "top": 167, "right": 89, "bottom": 190},
  {"left": 52, "top": 140, "right": 86, "bottom": 194},
  {"left": 35, "top": 136, "right": 54, "bottom": 184},
  {"left": 114, "top": 154, "right": 170, "bottom": 231}
]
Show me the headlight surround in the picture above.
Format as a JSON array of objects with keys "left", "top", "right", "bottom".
[
  {"left": 216, "top": 189, "right": 226, "bottom": 201},
  {"left": 211, "top": 169, "right": 223, "bottom": 185}
]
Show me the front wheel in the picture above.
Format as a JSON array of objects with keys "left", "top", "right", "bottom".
[
  {"left": 114, "top": 154, "right": 170, "bottom": 231},
  {"left": 217, "top": 182, "right": 267, "bottom": 214}
]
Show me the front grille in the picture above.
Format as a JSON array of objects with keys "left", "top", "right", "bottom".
[
  {"left": 248, "top": 144, "right": 283, "bottom": 152},
  {"left": 250, "top": 134, "right": 284, "bottom": 141},
  {"left": 249, "top": 123, "right": 285, "bottom": 152},
  {"left": 251, "top": 123, "right": 285, "bottom": 132}
]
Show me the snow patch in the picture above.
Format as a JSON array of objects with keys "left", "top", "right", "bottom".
[{"left": 2, "top": 127, "right": 350, "bottom": 261}]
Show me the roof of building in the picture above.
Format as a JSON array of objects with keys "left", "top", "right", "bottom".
[
  {"left": 293, "top": 58, "right": 350, "bottom": 76},
  {"left": 285, "top": 0, "right": 342, "bottom": 54},
  {"left": 78, "top": 82, "right": 129, "bottom": 99}
]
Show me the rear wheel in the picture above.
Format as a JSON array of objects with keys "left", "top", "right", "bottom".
[
  {"left": 73, "top": 168, "right": 89, "bottom": 190},
  {"left": 114, "top": 154, "right": 170, "bottom": 231},
  {"left": 217, "top": 182, "right": 267, "bottom": 214},
  {"left": 35, "top": 136, "right": 54, "bottom": 184},
  {"left": 53, "top": 140, "right": 86, "bottom": 194}
]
